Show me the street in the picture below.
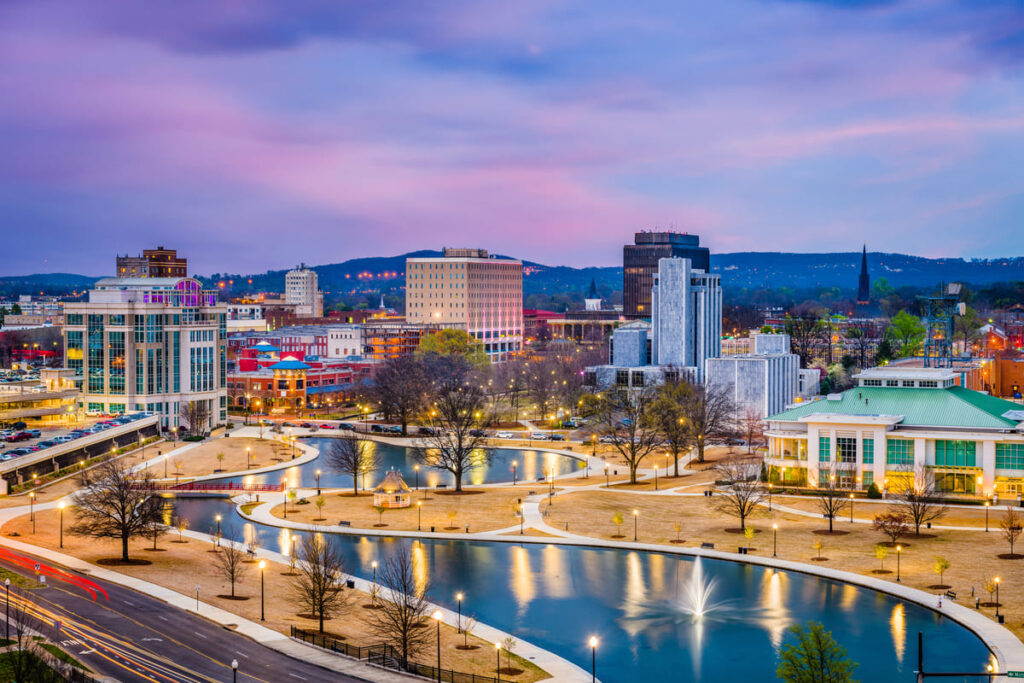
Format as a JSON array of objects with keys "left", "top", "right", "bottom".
[{"left": 0, "top": 547, "right": 356, "bottom": 683}]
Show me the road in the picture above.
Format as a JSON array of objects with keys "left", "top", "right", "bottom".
[{"left": 0, "top": 547, "right": 356, "bottom": 683}]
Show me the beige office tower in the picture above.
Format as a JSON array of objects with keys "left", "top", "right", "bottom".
[{"left": 405, "top": 248, "right": 523, "bottom": 362}]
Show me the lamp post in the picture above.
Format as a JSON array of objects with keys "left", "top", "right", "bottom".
[
  {"left": 520, "top": 504, "right": 525, "bottom": 535},
  {"left": 433, "top": 610, "right": 443, "bottom": 683},
  {"left": 315, "top": 469, "right": 321, "bottom": 496},
  {"left": 215, "top": 514, "right": 222, "bottom": 547},
  {"left": 259, "top": 560, "right": 266, "bottom": 621},
  {"left": 781, "top": 466, "right": 786, "bottom": 488},
  {"left": 372, "top": 561, "right": 378, "bottom": 602},
  {"left": 164, "top": 454, "right": 169, "bottom": 478},
  {"left": 654, "top": 464, "right": 658, "bottom": 491},
  {"left": 456, "top": 592, "right": 463, "bottom": 633},
  {"left": 290, "top": 436, "right": 296, "bottom": 460},
  {"left": 246, "top": 447, "right": 251, "bottom": 469},
  {"left": 5, "top": 578, "right": 9, "bottom": 640},
  {"left": 511, "top": 461, "right": 517, "bottom": 486},
  {"left": 633, "top": 509, "right": 639, "bottom": 542},
  {"left": 772, "top": 523, "right": 778, "bottom": 557},
  {"left": 58, "top": 502, "right": 65, "bottom": 548},
  {"left": 896, "top": 545, "right": 902, "bottom": 582},
  {"left": 986, "top": 502, "right": 991, "bottom": 532},
  {"left": 548, "top": 467, "right": 554, "bottom": 497},
  {"left": 415, "top": 465, "right": 420, "bottom": 491},
  {"left": 232, "top": 658, "right": 238, "bottom": 683},
  {"left": 995, "top": 577, "right": 1001, "bottom": 618},
  {"left": 362, "top": 466, "right": 366, "bottom": 492},
  {"left": 768, "top": 483, "right": 773, "bottom": 511},
  {"left": 417, "top": 501, "right": 423, "bottom": 531},
  {"left": 589, "top": 636, "right": 597, "bottom": 683},
  {"left": 496, "top": 642, "right": 502, "bottom": 683},
  {"left": 29, "top": 492, "right": 35, "bottom": 533},
  {"left": 849, "top": 493, "right": 855, "bottom": 523}
]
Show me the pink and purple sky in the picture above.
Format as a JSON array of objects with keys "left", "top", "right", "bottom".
[{"left": 2, "top": 0, "right": 1023, "bottom": 275}]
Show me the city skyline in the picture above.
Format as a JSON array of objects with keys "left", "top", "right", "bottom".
[{"left": 3, "top": 1, "right": 1024, "bottom": 275}]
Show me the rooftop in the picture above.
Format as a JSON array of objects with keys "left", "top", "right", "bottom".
[{"left": 768, "top": 384, "right": 1024, "bottom": 430}]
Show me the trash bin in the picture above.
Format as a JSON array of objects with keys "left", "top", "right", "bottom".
[
  {"left": 346, "top": 579, "right": 355, "bottom": 589},
  {"left": 431, "top": 526, "right": 435, "bottom": 533},
  {"left": 927, "top": 522, "right": 932, "bottom": 529}
]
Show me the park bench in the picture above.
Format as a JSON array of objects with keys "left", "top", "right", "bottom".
[
  {"left": 338, "top": 520, "right": 351, "bottom": 527},
  {"left": 944, "top": 590, "right": 957, "bottom": 601},
  {"left": 700, "top": 542, "right": 714, "bottom": 549}
]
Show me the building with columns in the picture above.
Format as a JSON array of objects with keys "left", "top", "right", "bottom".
[{"left": 764, "top": 366, "right": 1024, "bottom": 497}]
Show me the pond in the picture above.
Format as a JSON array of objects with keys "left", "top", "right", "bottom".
[{"left": 171, "top": 495, "right": 992, "bottom": 683}]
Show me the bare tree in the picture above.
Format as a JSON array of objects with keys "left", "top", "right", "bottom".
[
  {"left": 739, "top": 407, "right": 765, "bottom": 454},
  {"left": 179, "top": 400, "right": 211, "bottom": 437},
  {"left": 648, "top": 379, "right": 693, "bottom": 477},
  {"left": 814, "top": 469, "right": 849, "bottom": 534},
  {"left": 713, "top": 455, "right": 765, "bottom": 532},
  {"left": 325, "top": 434, "right": 380, "bottom": 495},
  {"left": 889, "top": 466, "right": 946, "bottom": 536},
  {"left": 5, "top": 587, "right": 60, "bottom": 681},
  {"left": 365, "top": 552, "right": 433, "bottom": 668},
  {"left": 872, "top": 513, "right": 909, "bottom": 546},
  {"left": 214, "top": 529, "right": 249, "bottom": 598},
  {"left": 683, "top": 382, "right": 737, "bottom": 463},
  {"left": 290, "top": 531, "right": 350, "bottom": 634},
  {"left": 416, "top": 376, "right": 492, "bottom": 492},
  {"left": 584, "top": 387, "right": 661, "bottom": 484},
  {"left": 1002, "top": 508, "right": 1023, "bottom": 557},
  {"left": 69, "top": 456, "right": 164, "bottom": 562},
  {"left": 371, "top": 356, "right": 428, "bottom": 436}
]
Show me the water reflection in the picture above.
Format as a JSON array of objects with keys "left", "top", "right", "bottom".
[{"left": 168, "top": 497, "right": 992, "bottom": 683}]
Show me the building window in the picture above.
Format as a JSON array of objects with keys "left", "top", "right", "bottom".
[
  {"left": 919, "top": 381, "right": 938, "bottom": 388},
  {"left": 836, "top": 437, "right": 856, "bottom": 463},
  {"left": 631, "top": 372, "right": 645, "bottom": 387},
  {"left": 818, "top": 435, "right": 830, "bottom": 462},
  {"left": 886, "top": 438, "right": 914, "bottom": 466},
  {"left": 996, "top": 443, "right": 1024, "bottom": 471},
  {"left": 886, "top": 380, "right": 898, "bottom": 387},
  {"left": 583, "top": 371, "right": 596, "bottom": 386},
  {"left": 862, "top": 438, "right": 874, "bottom": 464},
  {"left": 934, "top": 440, "right": 976, "bottom": 468},
  {"left": 862, "top": 379, "right": 882, "bottom": 387},
  {"left": 66, "top": 314, "right": 83, "bottom": 326},
  {"left": 615, "top": 370, "right": 628, "bottom": 386},
  {"left": 935, "top": 472, "right": 976, "bottom": 494},
  {"left": 862, "top": 471, "right": 873, "bottom": 487}
]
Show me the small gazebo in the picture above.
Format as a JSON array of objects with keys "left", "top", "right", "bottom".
[{"left": 373, "top": 470, "right": 412, "bottom": 509}]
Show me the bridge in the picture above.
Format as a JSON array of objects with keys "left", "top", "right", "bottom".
[{"left": 136, "top": 481, "right": 284, "bottom": 494}]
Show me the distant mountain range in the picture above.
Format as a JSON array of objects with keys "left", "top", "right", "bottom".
[{"left": 4, "top": 252, "right": 1024, "bottom": 298}]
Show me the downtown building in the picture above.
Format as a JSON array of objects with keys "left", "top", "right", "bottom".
[
  {"left": 405, "top": 248, "right": 523, "bottom": 361},
  {"left": 63, "top": 277, "right": 227, "bottom": 430},
  {"left": 116, "top": 246, "right": 188, "bottom": 279},
  {"left": 623, "top": 232, "right": 710, "bottom": 319},
  {"left": 285, "top": 264, "right": 324, "bottom": 317}
]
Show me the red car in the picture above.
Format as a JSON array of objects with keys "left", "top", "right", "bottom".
[
  {"left": 318, "top": 424, "right": 335, "bottom": 430},
  {"left": 5, "top": 432, "right": 31, "bottom": 443}
]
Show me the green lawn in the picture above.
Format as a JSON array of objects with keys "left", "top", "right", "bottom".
[
  {"left": 0, "top": 568, "right": 43, "bottom": 590},
  {"left": 0, "top": 650, "right": 66, "bottom": 682},
  {"left": 39, "top": 643, "right": 89, "bottom": 671}
]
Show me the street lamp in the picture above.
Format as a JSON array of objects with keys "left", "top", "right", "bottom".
[
  {"left": 768, "top": 483, "right": 773, "bottom": 511},
  {"left": 589, "top": 636, "right": 598, "bottom": 683},
  {"left": 315, "top": 469, "right": 321, "bottom": 495},
  {"left": 232, "top": 658, "right": 238, "bottom": 683},
  {"left": 417, "top": 501, "right": 423, "bottom": 531},
  {"left": 511, "top": 461, "right": 517, "bottom": 486},
  {"left": 496, "top": 641, "right": 502, "bottom": 683},
  {"left": 58, "top": 501, "right": 65, "bottom": 548},
  {"left": 164, "top": 454, "right": 169, "bottom": 478},
  {"left": 259, "top": 560, "right": 266, "bottom": 621},
  {"left": 433, "top": 610, "right": 443, "bottom": 682},
  {"left": 849, "top": 493, "right": 855, "bottom": 523},
  {"left": 995, "top": 577, "right": 1001, "bottom": 618},
  {"left": 604, "top": 465, "right": 609, "bottom": 489},
  {"left": 519, "top": 504, "right": 525, "bottom": 535},
  {"left": 633, "top": 509, "right": 639, "bottom": 542},
  {"left": 372, "top": 561, "right": 378, "bottom": 602},
  {"left": 414, "top": 464, "right": 420, "bottom": 491},
  {"left": 456, "top": 592, "right": 463, "bottom": 633},
  {"left": 654, "top": 464, "right": 658, "bottom": 491},
  {"left": 896, "top": 545, "right": 902, "bottom": 582},
  {"left": 4, "top": 579, "right": 8, "bottom": 640},
  {"left": 29, "top": 492, "right": 35, "bottom": 533},
  {"left": 986, "top": 501, "right": 991, "bottom": 532},
  {"left": 215, "top": 514, "right": 222, "bottom": 547},
  {"left": 246, "top": 447, "right": 251, "bottom": 469}
]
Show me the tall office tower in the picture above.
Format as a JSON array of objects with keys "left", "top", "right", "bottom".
[
  {"left": 405, "top": 248, "right": 523, "bottom": 361},
  {"left": 63, "top": 277, "right": 227, "bottom": 430},
  {"left": 650, "top": 257, "right": 721, "bottom": 380},
  {"left": 285, "top": 264, "right": 323, "bottom": 317},
  {"left": 623, "top": 232, "right": 710, "bottom": 319},
  {"left": 116, "top": 246, "right": 188, "bottom": 278}
]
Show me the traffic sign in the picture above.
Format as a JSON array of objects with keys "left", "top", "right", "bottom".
[{"left": 1007, "top": 672, "right": 1023, "bottom": 678}]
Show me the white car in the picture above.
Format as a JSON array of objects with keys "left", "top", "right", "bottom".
[
  {"left": 495, "top": 431, "right": 513, "bottom": 439},
  {"left": 531, "top": 432, "right": 548, "bottom": 440}
]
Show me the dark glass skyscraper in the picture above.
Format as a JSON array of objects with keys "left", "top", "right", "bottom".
[{"left": 623, "top": 232, "right": 710, "bottom": 319}]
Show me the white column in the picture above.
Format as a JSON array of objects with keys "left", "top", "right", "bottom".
[
  {"left": 873, "top": 431, "right": 886, "bottom": 488},
  {"left": 914, "top": 438, "right": 927, "bottom": 471},
  {"left": 982, "top": 440, "right": 996, "bottom": 495}
]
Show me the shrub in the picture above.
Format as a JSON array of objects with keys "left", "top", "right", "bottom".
[{"left": 866, "top": 482, "right": 882, "bottom": 499}]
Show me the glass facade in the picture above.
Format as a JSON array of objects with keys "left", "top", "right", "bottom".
[
  {"left": 886, "top": 439, "right": 914, "bottom": 466},
  {"left": 836, "top": 437, "right": 856, "bottom": 463},
  {"left": 996, "top": 443, "right": 1024, "bottom": 471},
  {"left": 934, "top": 440, "right": 976, "bottom": 468},
  {"left": 818, "top": 435, "right": 830, "bottom": 462},
  {"left": 862, "top": 438, "right": 874, "bottom": 464},
  {"left": 66, "top": 330, "right": 83, "bottom": 374},
  {"left": 108, "top": 331, "right": 125, "bottom": 394},
  {"left": 87, "top": 314, "right": 104, "bottom": 393}
]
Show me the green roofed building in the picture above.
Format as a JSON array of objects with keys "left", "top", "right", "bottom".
[{"left": 764, "top": 367, "right": 1024, "bottom": 497}]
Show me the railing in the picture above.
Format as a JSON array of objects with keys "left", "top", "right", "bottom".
[
  {"left": 135, "top": 482, "right": 284, "bottom": 493},
  {"left": 291, "top": 627, "right": 504, "bottom": 683}
]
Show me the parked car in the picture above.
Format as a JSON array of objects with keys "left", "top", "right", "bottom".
[
  {"left": 418, "top": 426, "right": 436, "bottom": 436},
  {"left": 470, "top": 429, "right": 487, "bottom": 437},
  {"left": 6, "top": 432, "right": 31, "bottom": 443},
  {"left": 53, "top": 435, "right": 74, "bottom": 443},
  {"left": 24, "top": 429, "right": 41, "bottom": 438},
  {"left": 6, "top": 448, "right": 30, "bottom": 457},
  {"left": 36, "top": 440, "right": 58, "bottom": 449},
  {"left": 548, "top": 433, "right": 566, "bottom": 441},
  {"left": 337, "top": 423, "right": 356, "bottom": 431},
  {"left": 384, "top": 425, "right": 402, "bottom": 434},
  {"left": 318, "top": 424, "right": 335, "bottom": 430},
  {"left": 599, "top": 435, "right": 616, "bottom": 444},
  {"left": 531, "top": 432, "right": 548, "bottom": 440},
  {"left": 371, "top": 424, "right": 385, "bottom": 433},
  {"left": 282, "top": 422, "right": 296, "bottom": 427},
  {"left": 299, "top": 422, "right": 314, "bottom": 429},
  {"left": 495, "top": 431, "right": 513, "bottom": 439}
]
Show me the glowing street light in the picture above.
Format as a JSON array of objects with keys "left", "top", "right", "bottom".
[
  {"left": 456, "top": 592, "right": 464, "bottom": 633},
  {"left": 772, "top": 523, "right": 778, "bottom": 557},
  {"left": 632, "top": 509, "right": 639, "bottom": 542},
  {"left": 896, "top": 545, "right": 902, "bottom": 582},
  {"left": 259, "top": 560, "right": 266, "bottom": 621},
  {"left": 432, "top": 611, "right": 443, "bottom": 682},
  {"left": 589, "top": 636, "right": 598, "bottom": 683},
  {"left": 58, "top": 501, "right": 66, "bottom": 548}
]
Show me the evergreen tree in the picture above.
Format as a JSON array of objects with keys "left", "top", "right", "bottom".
[{"left": 777, "top": 621, "right": 858, "bottom": 683}]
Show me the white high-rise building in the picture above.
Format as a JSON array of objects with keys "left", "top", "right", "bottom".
[
  {"left": 651, "top": 257, "right": 721, "bottom": 379},
  {"left": 285, "top": 264, "right": 323, "bottom": 317},
  {"left": 405, "top": 248, "right": 523, "bottom": 361},
  {"left": 63, "top": 277, "right": 227, "bottom": 430},
  {"left": 705, "top": 334, "right": 800, "bottom": 418}
]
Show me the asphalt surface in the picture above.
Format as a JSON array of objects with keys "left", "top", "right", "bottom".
[{"left": 0, "top": 547, "right": 357, "bottom": 683}]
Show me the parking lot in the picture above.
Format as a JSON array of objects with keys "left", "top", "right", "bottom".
[{"left": 0, "top": 414, "right": 152, "bottom": 462}]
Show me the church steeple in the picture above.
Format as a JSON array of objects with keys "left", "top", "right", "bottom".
[{"left": 856, "top": 245, "right": 870, "bottom": 305}]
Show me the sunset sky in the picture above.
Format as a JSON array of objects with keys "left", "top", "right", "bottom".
[{"left": 2, "top": 0, "right": 1023, "bottom": 275}]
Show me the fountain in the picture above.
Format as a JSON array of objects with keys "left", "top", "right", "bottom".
[{"left": 680, "top": 557, "right": 715, "bottom": 618}]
